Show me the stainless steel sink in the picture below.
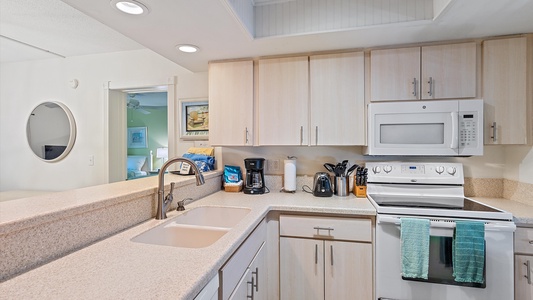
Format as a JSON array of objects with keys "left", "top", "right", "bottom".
[{"left": 131, "top": 206, "right": 250, "bottom": 248}]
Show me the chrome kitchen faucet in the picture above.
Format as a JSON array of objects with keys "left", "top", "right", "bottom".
[{"left": 156, "top": 157, "right": 205, "bottom": 219}]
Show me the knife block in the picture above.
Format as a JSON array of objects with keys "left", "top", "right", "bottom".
[{"left": 354, "top": 185, "right": 367, "bottom": 198}]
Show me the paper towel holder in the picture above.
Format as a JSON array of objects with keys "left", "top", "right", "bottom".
[{"left": 281, "top": 156, "right": 297, "bottom": 193}]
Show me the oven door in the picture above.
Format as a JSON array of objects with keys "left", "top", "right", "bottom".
[{"left": 375, "top": 214, "right": 515, "bottom": 300}]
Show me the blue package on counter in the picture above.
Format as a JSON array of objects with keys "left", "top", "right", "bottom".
[
  {"left": 183, "top": 153, "right": 215, "bottom": 172},
  {"left": 224, "top": 165, "right": 242, "bottom": 183}
]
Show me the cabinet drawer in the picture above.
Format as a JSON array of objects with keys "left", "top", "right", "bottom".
[
  {"left": 220, "top": 219, "right": 266, "bottom": 300},
  {"left": 515, "top": 227, "right": 533, "bottom": 255},
  {"left": 279, "top": 215, "right": 371, "bottom": 242}
]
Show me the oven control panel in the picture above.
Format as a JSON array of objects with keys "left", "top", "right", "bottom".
[{"left": 367, "top": 162, "right": 464, "bottom": 185}]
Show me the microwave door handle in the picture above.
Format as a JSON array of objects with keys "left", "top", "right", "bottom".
[{"left": 450, "top": 112, "right": 459, "bottom": 150}]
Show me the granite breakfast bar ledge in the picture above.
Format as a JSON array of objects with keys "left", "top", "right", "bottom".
[
  {"left": 0, "top": 171, "right": 223, "bottom": 281},
  {"left": 0, "top": 191, "right": 376, "bottom": 299}
]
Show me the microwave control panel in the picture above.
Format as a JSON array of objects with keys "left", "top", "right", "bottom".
[{"left": 459, "top": 111, "right": 479, "bottom": 148}]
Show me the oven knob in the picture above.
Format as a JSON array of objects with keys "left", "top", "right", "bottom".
[
  {"left": 436, "top": 166, "right": 445, "bottom": 174},
  {"left": 447, "top": 167, "right": 457, "bottom": 175},
  {"left": 372, "top": 166, "right": 381, "bottom": 174},
  {"left": 383, "top": 166, "right": 392, "bottom": 173}
]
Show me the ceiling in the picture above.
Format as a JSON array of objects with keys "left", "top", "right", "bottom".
[{"left": 1, "top": 0, "right": 533, "bottom": 72}]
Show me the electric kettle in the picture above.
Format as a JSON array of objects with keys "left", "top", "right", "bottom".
[{"left": 313, "top": 172, "right": 333, "bottom": 197}]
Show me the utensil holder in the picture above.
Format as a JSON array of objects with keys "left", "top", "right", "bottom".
[{"left": 334, "top": 176, "right": 350, "bottom": 197}]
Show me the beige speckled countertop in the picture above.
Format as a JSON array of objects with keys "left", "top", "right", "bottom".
[
  {"left": 0, "top": 191, "right": 375, "bottom": 299},
  {"left": 472, "top": 197, "right": 533, "bottom": 226}
]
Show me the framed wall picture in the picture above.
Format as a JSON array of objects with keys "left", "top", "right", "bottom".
[
  {"left": 179, "top": 98, "right": 208, "bottom": 140},
  {"left": 127, "top": 127, "right": 148, "bottom": 148}
]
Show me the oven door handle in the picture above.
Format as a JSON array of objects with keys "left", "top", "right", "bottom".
[{"left": 378, "top": 215, "right": 516, "bottom": 232}]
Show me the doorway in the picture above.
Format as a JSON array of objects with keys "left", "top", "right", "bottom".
[{"left": 106, "top": 81, "right": 175, "bottom": 183}]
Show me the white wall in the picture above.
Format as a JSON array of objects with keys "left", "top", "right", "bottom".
[
  {"left": 221, "top": 145, "right": 506, "bottom": 179},
  {"left": 0, "top": 49, "right": 207, "bottom": 192},
  {"left": 504, "top": 146, "right": 533, "bottom": 184}
]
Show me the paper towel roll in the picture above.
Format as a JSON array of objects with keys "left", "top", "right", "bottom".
[{"left": 284, "top": 158, "right": 297, "bottom": 192}]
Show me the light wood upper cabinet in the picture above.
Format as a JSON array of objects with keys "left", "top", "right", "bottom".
[
  {"left": 421, "top": 43, "right": 477, "bottom": 99},
  {"left": 257, "top": 56, "right": 309, "bottom": 146},
  {"left": 370, "top": 47, "right": 421, "bottom": 101},
  {"left": 371, "top": 42, "right": 477, "bottom": 101},
  {"left": 208, "top": 60, "right": 254, "bottom": 146},
  {"left": 483, "top": 36, "right": 533, "bottom": 145},
  {"left": 310, "top": 52, "right": 366, "bottom": 145}
]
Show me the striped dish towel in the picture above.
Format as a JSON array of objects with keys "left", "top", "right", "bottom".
[{"left": 453, "top": 220, "right": 485, "bottom": 284}]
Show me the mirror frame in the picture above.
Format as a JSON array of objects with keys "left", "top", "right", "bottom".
[{"left": 26, "top": 101, "right": 77, "bottom": 162}]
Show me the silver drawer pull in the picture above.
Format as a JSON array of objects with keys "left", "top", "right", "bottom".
[{"left": 313, "top": 226, "right": 334, "bottom": 233}]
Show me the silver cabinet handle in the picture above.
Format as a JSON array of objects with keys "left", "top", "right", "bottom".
[
  {"left": 313, "top": 226, "right": 334, "bottom": 235},
  {"left": 315, "top": 244, "right": 318, "bottom": 264},
  {"left": 427, "top": 77, "right": 433, "bottom": 97},
  {"left": 247, "top": 276, "right": 255, "bottom": 299},
  {"left": 245, "top": 127, "right": 249, "bottom": 144},
  {"left": 412, "top": 78, "right": 417, "bottom": 97},
  {"left": 300, "top": 126, "right": 304, "bottom": 145},
  {"left": 491, "top": 122, "right": 497, "bottom": 142},
  {"left": 315, "top": 126, "right": 318, "bottom": 146},
  {"left": 525, "top": 260, "right": 532, "bottom": 285},
  {"left": 330, "top": 244, "right": 334, "bottom": 266},
  {"left": 528, "top": 240, "right": 533, "bottom": 244},
  {"left": 252, "top": 267, "right": 259, "bottom": 292}
]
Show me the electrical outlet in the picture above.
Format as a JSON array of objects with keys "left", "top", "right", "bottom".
[{"left": 268, "top": 159, "right": 280, "bottom": 172}]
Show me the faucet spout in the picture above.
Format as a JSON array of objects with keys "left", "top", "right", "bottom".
[{"left": 156, "top": 157, "right": 205, "bottom": 220}]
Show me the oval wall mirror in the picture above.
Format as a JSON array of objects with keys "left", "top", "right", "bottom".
[{"left": 26, "top": 102, "right": 77, "bottom": 162}]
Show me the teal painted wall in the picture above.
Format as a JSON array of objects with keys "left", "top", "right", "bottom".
[{"left": 127, "top": 92, "right": 168, "bottom": 170}]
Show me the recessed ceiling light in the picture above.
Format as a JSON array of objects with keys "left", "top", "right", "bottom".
[
  {"left": 176, "top": 44, "right": 200, "bottom": 53},
  {"left": 111, "top": 0, "right": 149, "bottom": 15}
]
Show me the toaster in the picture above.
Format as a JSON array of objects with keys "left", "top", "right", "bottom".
[{"left": 313, "top": 172, "right": 333, "bottom": 197}]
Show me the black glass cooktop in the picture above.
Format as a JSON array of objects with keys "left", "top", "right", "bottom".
[{"left": 369, "top": 194, "right": 501, "bottom": 213}]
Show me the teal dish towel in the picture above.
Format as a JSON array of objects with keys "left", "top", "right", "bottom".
[
  {"left": 453, "top": 220, "right": 485, "bottom": 284},
  {"left": 401, "top": 218, "right": 430, "bottom": 279}
]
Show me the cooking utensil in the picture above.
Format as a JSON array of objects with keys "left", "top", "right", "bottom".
[
  {"left": 323, "top": 163, "right": 336, "bottom": 173},
  {"left": 334, "top": 164, "right": 344, "bottom": 177},
  {"left": 346, "top": 164, "right": 358, "bottom": 176}
]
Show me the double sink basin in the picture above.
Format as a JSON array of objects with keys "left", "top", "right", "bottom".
[{"left": 131, "top": 206, "right": 251, "bottom": 248}]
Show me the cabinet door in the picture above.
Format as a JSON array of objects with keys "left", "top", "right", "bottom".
[
  {"left": 257, "top": 56, "right": 309, "bottom": 145},
  {"left": 483, "top": 37, "right": 532, "bottom": 145},
  {"left": 324, "top": 241, "right": 373, "bottom": 300},
  {"left": 310, "top": 52, "right": 365, "bottom": 145},
  {"left": 249, "top": 243, "right": 267, "bottom": 300},
  {"left": 515, "top": 255, "right": 533, "bottom": 300},
  {"left": 229, "top": 268, "right": 252, "bottom": 300},
  {"left": 280, "top": 237, "right": 324, "bottom": 300},
  {"left": 421, "top": 42, "right": 477, "bottom": 99},
  {"left": 209, "top": 60, "right": 254, "bottom": 146},
  {"left": 370, "top": 47, "right": 420, "bottom": 101}
]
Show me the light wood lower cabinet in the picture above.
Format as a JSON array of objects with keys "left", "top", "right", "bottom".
[
  {"left": 220, "top": 219, "right": 267, "bottom": 300},
  {"left": 279, "top": 215, "right": 373, "bottom": 300},
  {"left": 515, "top": 227, "right": 533, "bottom": 300},
  {"left": 516, "top": 254, "right": 533, "bottom": 300},
  {"left": 229, "top": 243, "right": 267, "bottom": 300}
]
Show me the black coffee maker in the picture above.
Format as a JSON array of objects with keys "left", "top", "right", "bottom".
[{"left": 243, "top": 158, "right": 266, "bottom": 194}]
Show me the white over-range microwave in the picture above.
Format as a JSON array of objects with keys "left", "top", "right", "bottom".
[{"left": 365, "top": 99, "right": 483, "bottom": 156}]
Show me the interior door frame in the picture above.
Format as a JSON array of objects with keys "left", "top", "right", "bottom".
[{"left": 103, "top": 76, "right": 177, "bottom": 183}]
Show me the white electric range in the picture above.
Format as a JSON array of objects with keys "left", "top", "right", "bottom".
[{"left": 365, "top": 162, "right": 515, "bottom": 300}]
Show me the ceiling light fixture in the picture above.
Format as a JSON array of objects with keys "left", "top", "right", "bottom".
[
  {"left": 176, "top": 44, "right": 200, "bottom": 53},
  {"left": 111, "top": 0, "right": 149, "bottom": 15}
]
